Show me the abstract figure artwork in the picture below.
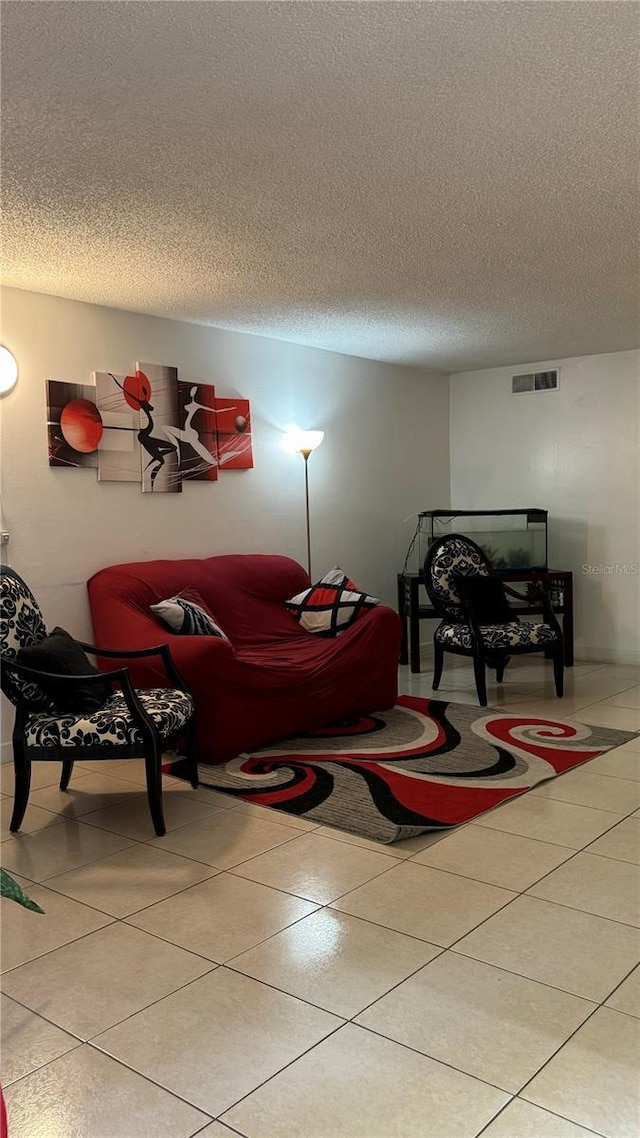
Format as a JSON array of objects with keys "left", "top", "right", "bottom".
[
  {"left": 47, "top": 363, "right": 252, "bottom": 491},
  {"left": 173, "top": 382, "right": 219, "bottom": 482},
  {"left": 132, "top": 363, "right": 182, "bottom": 493}
]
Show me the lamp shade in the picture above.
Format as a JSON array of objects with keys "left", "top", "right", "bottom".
[
  {"left": 283, "top": 428, "right": 325, "bottom": 456},
  {"left": 0, "top": 347, "right": 18, "bottom": 395}
]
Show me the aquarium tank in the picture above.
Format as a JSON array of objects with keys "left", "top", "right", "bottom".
[{"left": 403, "top": 509, "right": 548, "bottom": 575}]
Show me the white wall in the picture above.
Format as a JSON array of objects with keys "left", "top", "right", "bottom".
[
  {"left": 0, "top": 286, "right": 450, "bottom": 753},
  {"left": 450, "top": 351, "right": 640, "bottom": 665}
]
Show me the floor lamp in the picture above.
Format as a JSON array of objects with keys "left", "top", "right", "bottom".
[{"left": 285, "top": 429, "right": 324, "bottom": 577}]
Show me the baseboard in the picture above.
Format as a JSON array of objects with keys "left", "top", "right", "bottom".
[
  {"left": 576, "top": 647, "right": 640, "bottom": 667},
  {"left": 406, "top": 643, "right": 639, "bottom": 669},
  {"left": 397, "top": 642, "right": 434, "bottom": 669},
  {"left": 1, "top": 741, "right": 13, "bottom": 765}
]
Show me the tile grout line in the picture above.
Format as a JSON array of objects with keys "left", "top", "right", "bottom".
[
  {"left": 473, "top": 1095, "right": 608, "bottom": 1138},
  {"left": 513, "top": 998, "right": 622, "bottom": 1123}
]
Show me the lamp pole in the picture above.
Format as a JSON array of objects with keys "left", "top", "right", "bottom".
[{"left": 300, "top": 448, "right": 312, "bottom": 578}]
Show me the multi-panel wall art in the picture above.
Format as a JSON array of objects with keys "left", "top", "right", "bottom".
[{"left": 47, "top": 362, "right": 253, "bottom": 492}]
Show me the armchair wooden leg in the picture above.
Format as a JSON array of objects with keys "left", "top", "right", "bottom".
[
  {"left": 473, "top": 655, "right": 488, "bottom": 706},
  {"left": 496, "top": 656, "right": 510, "bottom": 683},
  {"left": 184, "top": 720, "right": 199, "bottom": 789},
  {"left": 432, "top": 639, "right": 444, "bottom": 690},
  {"left": 144, "top": 744, "right": 166, "bottom": 837},
  {"left": 10, "top": 754, "right": 31, "bottom": 833},
  {"left": 59, "top": 760, "right": 75, "bottom": 791}
]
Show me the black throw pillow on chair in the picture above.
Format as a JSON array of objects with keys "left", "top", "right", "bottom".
[
  {"left": 454, "top": 575, "right": 514, "bottom": 625},
  {"left": 17, "top": 627, "right": 112, "bottom": 714}
]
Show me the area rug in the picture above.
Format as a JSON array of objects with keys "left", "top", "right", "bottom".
[{"left": 165, "top": 695, "right": 638, "bottom": 843}]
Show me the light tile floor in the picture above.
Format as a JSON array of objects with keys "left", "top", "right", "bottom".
[{"left": 1, "top": 656, "right": 639, "bottom": 1138}]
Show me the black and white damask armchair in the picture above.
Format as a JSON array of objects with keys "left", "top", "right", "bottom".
[
  {"left": 0, "top": 564, "right": 198, "bottom": 837},
  {"left": 423, "top": 534, "right": 564, "bottom": 706}
]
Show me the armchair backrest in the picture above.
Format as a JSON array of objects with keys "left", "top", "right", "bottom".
[
  {"left": 0, "top": 565, "right": 47, "bottom": 657},
  {"left": 423, "top": 534, "right": 491, "bottom": 621},
  {"left": 0, "top": 565, "right": 49, "bottom": 707}
]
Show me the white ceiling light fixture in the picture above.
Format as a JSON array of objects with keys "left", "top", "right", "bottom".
[{"left": 0, "top": 347, "right": 19, "bottom": 395}]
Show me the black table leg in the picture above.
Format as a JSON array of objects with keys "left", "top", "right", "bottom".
[
  {"left": 563, "top": 574, "right": 574, "bottom": 666},
  {"left": 397, "top": 574, "right": 409, "bottom": 666},
  {"left": 409, "top": 577, "right": 421, "bottom": 673}
]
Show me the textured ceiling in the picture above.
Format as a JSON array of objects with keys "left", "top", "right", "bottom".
[{"left": 2, "top": 1, "right": 638, "bottom": 372}]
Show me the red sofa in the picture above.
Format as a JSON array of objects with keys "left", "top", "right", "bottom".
[{"left": 87, "top": 554, "right": 401, "bottom": 763}]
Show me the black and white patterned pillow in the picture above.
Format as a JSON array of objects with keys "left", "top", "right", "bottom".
[
  {"left": 285, "top": 566, "right": 380, "bottom": 636},
  {"left": 150, "top": 588, "right": 228, "bottom": 638}
]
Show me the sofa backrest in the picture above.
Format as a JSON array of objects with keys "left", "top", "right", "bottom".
[{"left": 88, "top": 554, "right": 311, "bottom": 649}]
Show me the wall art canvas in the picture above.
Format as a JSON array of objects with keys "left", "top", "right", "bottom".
[
  {"left": 215, "top": 397, "right": 254, "bottom": 469},
  {"left": 94, "top": 371, "right": 142, "bottom": 483},
  {"left": 135, "top": 362, "right": 182, "bottom": 493},
  {"left": 47, "top": 381, "right": 101, "bottom": 468},
  {"left": 175, "top": 382, "right": 219, "bottom": 481},
  {"left": 47, "top": 367, "right": 252, "bottom": 488}
]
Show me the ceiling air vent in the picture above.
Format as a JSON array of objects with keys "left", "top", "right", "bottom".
[{"left": 512, "top": 369, "right": 559, "bottom": 394}]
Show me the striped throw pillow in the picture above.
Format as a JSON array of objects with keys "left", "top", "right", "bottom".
[{"left": 150, "top": 588, "right": 228, "bottom": 638}]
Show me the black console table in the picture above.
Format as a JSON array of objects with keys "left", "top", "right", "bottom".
[{"left": 397, "top": 569, "right": 574, "bottom": 674}]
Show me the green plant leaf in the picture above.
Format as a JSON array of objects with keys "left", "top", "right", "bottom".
[{"left": 0, "top": 868, "right": 45, "bottom": 913}]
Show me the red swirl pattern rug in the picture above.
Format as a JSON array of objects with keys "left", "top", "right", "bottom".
[{"left": 165, "top": 695, "right": 637, "bottom": 843}]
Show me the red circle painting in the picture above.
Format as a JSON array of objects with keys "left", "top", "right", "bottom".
[
  {"left": 60, "top": 399, "right": 104, "bottom": 453},
  {"left": 122, "top": 370, "right": 152, "bottom": 409}
]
